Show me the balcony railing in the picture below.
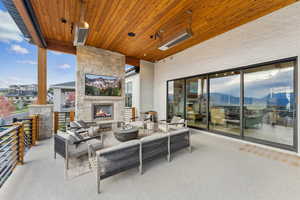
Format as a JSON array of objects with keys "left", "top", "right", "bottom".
[
  {"left": 53, "top": 111, "right": 75, "bottom": 133},
  {"left": 0, "top": 115, "right": 39, "bottom": 188}
]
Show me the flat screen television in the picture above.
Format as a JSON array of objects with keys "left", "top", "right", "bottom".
[{"left": 85, "top": 74, "right": 122, "bottom": 96}]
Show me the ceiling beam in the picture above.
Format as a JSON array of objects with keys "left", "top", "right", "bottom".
[
  {"left": 46, "top": 39, "right": 76, "bottom": 55},
  {"left": 126, "top": 56, "right": 140, "bottom": 67},
  {"left": 12, "top": 0, "right": 46, "bottom": 47}
]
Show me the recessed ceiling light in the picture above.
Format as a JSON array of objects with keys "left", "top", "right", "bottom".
[
  {"left": 128, "top": 32, "right": 136, "bottom": 37},
  {"left": 60, "top": 18, "right": 67, "bottom": 24}
]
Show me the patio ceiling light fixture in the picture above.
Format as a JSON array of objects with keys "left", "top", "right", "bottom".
[
  {"left": 73, "top": 0, "right": 89, "bottom": 46},
  {"left": 128, "top": 32, "right": 136, "bottom": 37},
  {"left": 157, "top": 10, "right": 193, "bottom": 51}
]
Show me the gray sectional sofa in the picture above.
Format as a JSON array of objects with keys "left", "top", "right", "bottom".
[{"left": 89, "top": 128, "right": 192, "bottom": 194}]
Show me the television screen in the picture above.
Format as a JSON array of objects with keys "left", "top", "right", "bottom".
[{"left": 85, "top": 74, "right": 122, "bottom": 96}]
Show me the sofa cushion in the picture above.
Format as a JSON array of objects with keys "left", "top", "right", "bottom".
[
  {"left": 98, "top": 139, "right": 140, "bottom": 155},
  {"left": 140, "top": 133, "right": 168, "bottom": 143},
  {"left": 88, "top": 126, "right": 99, "bottom": 137},
  {"left": 68, "top": 134, "right": 78, "bottom": 144},
  {"left": 57, "top": 131, "right": 69, "bottom": 140},
  {"left": 130, "top": 121, "right": 144, "bottom": 128},
  {"left": 69, "top": 138, "right": 102, "bottom": 157},
  {"left": 57, "top": 131, "right": 77, "bottom": 144},
  {"left": 169, "top": 128, "right": 190, "bottom": 136},
  {"left": 177, "top": 119, "right": 185, "bottom": 127},
  {"left": 171, "top": 116, "right": 181, "bottom": 124},
  {"left": 70, "top": 121, "right": 80, "bottom": 129},
  {"left": 75, "top": 120, "right": 89, "bottom": 128},
  {"left": 74, "top": 132, "right": 85, "bottom": 140}
]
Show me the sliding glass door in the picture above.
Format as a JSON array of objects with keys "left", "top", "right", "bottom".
[
  {"left": 209, "top": 71, "right": 241, "bottom": 136},
  {"left": 243, "top": 61, "right": 296, "bottom": 146},
  {"left": 166, "top": 57, "right": 297, "bottom": 151},
  {"left": 186, "top": 76, "right": 208, "bottom": 129},
  {"left": 167, "top": 79, "right": 185, "bottom": 120}
]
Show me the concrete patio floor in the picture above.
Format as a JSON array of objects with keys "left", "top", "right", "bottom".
[{"left": 1, "top": 130, "right": 300, "bottom": 200}]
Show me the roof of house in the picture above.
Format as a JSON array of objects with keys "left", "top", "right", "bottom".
[
  {"left": 50, "top": 81, "right": 75, "bottom": 89},
  {"left": 6, "top": 91, "right": 37, "bottom": 97},
  {"left": 2, "top": 0, "right": 33, "bottom": 43}
]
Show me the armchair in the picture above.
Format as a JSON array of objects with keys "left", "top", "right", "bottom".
[
  {"left": 126, "top": 113, "right": 152, "bottom": 132},
  {"left": 158, "top": 116, "right": 186, "bottom": 132},
  {"left": 54, "top": 131, "right": 103, "bottom": 179}
]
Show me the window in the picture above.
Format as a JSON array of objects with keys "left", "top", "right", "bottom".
[
  {"left": 243, "top": 61, "right": 295, "bottom": 146},
  {"left": 125, "top": 81, "right": 133, "bottom": 107},
  {"left": 186, "top": 76, "right": 208, "bottom": 129},
  {"left": 167, "top": 80, "right": 185, "bottom": 120},
  {"left": 62, "top": 90, "right": 75, "bottom": 110},
  {"left": 166, "top": 58, "right": 297, "bottom": 151},
  {"left": 209, "top": 71, "right": 241, "bottom": 136}
]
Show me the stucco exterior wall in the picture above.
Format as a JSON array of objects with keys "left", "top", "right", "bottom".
[{"left": 153, "top": 3, "right": 300, "bottom": 152}]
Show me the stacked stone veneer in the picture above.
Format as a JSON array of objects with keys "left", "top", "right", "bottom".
[
  {"left": 76, "top": 46, "right": 125, "bottom": 123},
  {"left": 29, "top": 104, "right": 53, "bottom": 139}
]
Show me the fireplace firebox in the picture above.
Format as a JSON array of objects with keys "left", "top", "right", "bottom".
[{"left": 92, "top": 103, "right": 114, "bottom": 120}]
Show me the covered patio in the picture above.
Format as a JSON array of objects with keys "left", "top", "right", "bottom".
[
  {"left": 1, "top": 130, "right": 300, "bottom": 200},
  {"left": 1, "top": 0, "right": 300, "bottom": 199}
]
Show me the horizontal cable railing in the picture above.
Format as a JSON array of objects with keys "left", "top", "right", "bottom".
[
  {"left": 0, "top": 115, "right": 39, "bottom": 188},
  {"left": 0, "top": 125, "right": 21, "bottom": 187},
  {"left": 54, "top": 111, "right": 75, "bottom": 133}
]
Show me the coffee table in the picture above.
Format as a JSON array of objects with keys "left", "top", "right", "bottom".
[{"left": 113, "top": 127, "right": 139, "bottom": 142}]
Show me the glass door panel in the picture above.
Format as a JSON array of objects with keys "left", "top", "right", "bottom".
[
  {"left": 186, "top": 76, "right": 208, "bottom": 129},
  {"left": 244, "top": 61, "right": 295, "bottom": 146},
  {"left": 167, "top": 79, "right": 185, "bottom": 120},
  {"left": 209, "top": 71, "right": 241, "bottom": 136}
]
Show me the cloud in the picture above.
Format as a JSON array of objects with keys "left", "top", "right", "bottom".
[
  {"left": 51, "top": 51, "right": 62, "bottom": 55},
  {"left": 0, "top": 76, "right": 34, "bottom": 88},
  {"left": 17, "top": 60, "right": 37, "bottom": 65},
  {"left": 58, "top": 64, "right": 71, "bottom": 69},
  {"left": 10, "top": 44, "right": 29, "bottom": 54},
  {"left": 0, "top": 10, "right": 23, "bottom": 43}
]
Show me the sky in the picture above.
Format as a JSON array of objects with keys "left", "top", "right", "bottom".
[{"left": 0, "top": 2, "right": 76, "bottom": 89}]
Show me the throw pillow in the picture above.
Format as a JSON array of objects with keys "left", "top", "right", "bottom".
[
  {"left": 70, "top": 121, "right": 80, "bottom": 129},
  {"left": 74, "top": 132, "right": 84, "bottom": 140},
  {"left": 76, "top": 120, "right": 89, "bottom": 128},
  {"left": 177, "top": 119, "right": 185, "bottom": 128}
]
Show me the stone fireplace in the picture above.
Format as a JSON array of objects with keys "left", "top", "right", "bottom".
[
  {"left": 92, "top": 103, "right": 114, "bottom": 121},
  {"left": 76, "top": 46, "right": 125, "bottom": 123}
]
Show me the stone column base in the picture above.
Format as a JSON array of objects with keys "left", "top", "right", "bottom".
[{"left": 29, "top": 104, "right": 53, "bottom": 140}]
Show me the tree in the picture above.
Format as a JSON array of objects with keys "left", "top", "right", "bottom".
[
  {"left": 65, "top": 91, "right": 75, "bottom": 108},
  {"left": 0, "top": 96, "right": 15, "bottom": 118},
  {"left": 66, "top": 92, "right": 75, "bottom": 103}
]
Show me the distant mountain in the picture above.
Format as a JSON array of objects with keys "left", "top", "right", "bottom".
[
  {"left": 210, "top": 92, "right": 294, "bottom": 108},
  {"left": 168, "top": 91, "right": 295, "bottom": 109}
]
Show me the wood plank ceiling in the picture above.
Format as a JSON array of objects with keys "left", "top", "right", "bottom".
[{"left": 30, "top": 0, "right": 297, "bottom": 62}]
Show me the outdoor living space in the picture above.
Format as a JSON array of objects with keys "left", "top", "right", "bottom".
[
  {"left": 2, "top": 0, "right": 300, "bottom": 199},
  {"left": 1, "top": 129, "right": 300, "bottom": 200}
]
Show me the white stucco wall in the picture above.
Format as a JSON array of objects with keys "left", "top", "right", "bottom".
[
  {"left": 140, "top": 60, "right": 154, "bottom": 112},
  {"left": 125, "top": 73, "right": 140, "bottom": 114},
  {"left": 153, "top": 3, "right": 300, "bottom": 152},
  {"left": 53, "top": 88, "right": 62, "bottom": 112}
]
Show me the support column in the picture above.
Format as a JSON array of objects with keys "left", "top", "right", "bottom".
[
  {"left": 28, "top": 47, "right": 53, "bottom": 139},
  {"left": 37, "top": 47, "right": 47, "bottom": 104}
]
